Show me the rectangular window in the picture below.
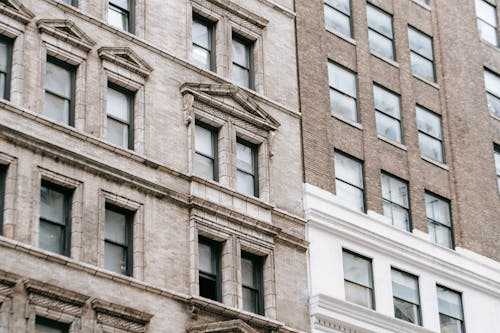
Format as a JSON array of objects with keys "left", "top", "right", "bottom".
[
  {"left": 194, "top": 121, "right": 218, "bottom": 181},
  {"left": 408, "top": 26, "right": 435, "bottom": 82},
  {"left": 0, "top": 36, "right": 12, "bottom": 100},
  {"left": 366, "top": 4, "right": 395, "bottom": 60},
  {"left": 39, "top": 181, "right": 72, "bottom": 256},
  {"left": 425, "top": 192, "right": 453, "bottom": 248},
  {"left": 494, "top": 144, "right": 500, "bottom": 192},
  {"left": 374, "top": 85, "right": 402, "bottom": 142},
  {"left": 44, "top": 57, "right": 75, "bottom": 126},
  {"left": 108, "top": 0, "right": 132, "bottom": 32},
  {"left": 236, "top": 138, "right": 259, "bottom": 197},
  {"left": 0, "top": 165, "right": 6, "bottom": 235},
  {"left": 342, "top": 250, "right": 374, "bottom": 309},
  {"left": 334, "top": 151, "right": 364, "bottom": 212},
  {"left": 475, "top": 0, "right": 498, "bottom": 47},
  {"left": 35, "top": 317, "right": 69, "bottom": 333},
  {"left": 381, "top": 173, "right": 410, "bottom": 231},
  {"left": 324, "top": 0, "right": 352, "bottom": 37},
  {"left": 61, "top": 0, "right": 77, "bottom": 6},
  {"left": 328, "top": 62, "right": 358, "bottom": 122},
  {"left": 198, "top": 237, "right": 221, "bottom": 302},
  {"left": 437, "top": 285, "right": 465, "bottom": 333},
  {"left": 104, "top": 204, "right": 133, "bottom": 276},
  {"left": 241, "top": 251, "right": 264, "bottom": 315},
  {"left": 231, "top": 34, "right": 253, "bottom": 89},
  {"left": 192, "top": 15, "right": 215, "bottom": 71},
  {"left": 417, "top": 106, "right": 444, "bottom": 163},
  {"left": 392, "top": 268, "right": 421, "bottom": 325},
  {"left": 106, "top": 83, "right": 134, "bottom": 149},
  {"left": 414, "top": 0, "right": 430, "bottom": 5},
  {"left": 484, "top": 69, "right": 500, "bottom": 118}
]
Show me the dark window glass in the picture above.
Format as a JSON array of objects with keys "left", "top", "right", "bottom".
[
  {"left": 324, "top": 0, "right": 352, "bottom": 37},
  {"left": 495, "top": 145, "right": 500, "bottom": 192},
  {"left": 194, "top": 121, "right": 218, "bottom": 181},
  {"left": 44, "top": 57, "right": 75, "bottom": 126},
  {"left": 61, "top": 0, "right": 77, "bottom": 6},
  {"left": 366, "top": 4, "right": 395, "bottom": 60},
  {"left": 192, "top": 15, "right": 215, "bottom": 71},
  {"left": 374, "top": 85, "right": 402, "bottom": 142},
  {"left": 408, "top": 27, "right": 435, "bottom": 82},
  {"left": 0, "top": 36, "right": 12, "bottom": 100},
  {"left": 437, "top": 285, "right": 465, "bottom": 333},
  {"left": 475, "top": 0, "right": 498, "bottom": 47},
  {"left": 381, "top": 173, "right": 410, "bottom": 231},
  {"left": 108, "top": 0, "right": 132, "bottom": 32},
  {"left": 328, "top": 62, "right": 358, "bottom": 122},
  {"left": 392, "top": 269, "right": 421, "bottom": 325},
  {"left": 35, "top": 317, "right": 69, "bottom": 333},
  {"left": 342, "top": 250, "right": 374, "bottom": 309},
  {"left": 236, "top": 138, "right": 258, "bottom": 197},
  {"left": 104, "top": 204, "right": 133, "bottom": 276},
  {"left": 241, "top": 251, "right": 264, "bottom": 315},
  {"left": 425, "top": 192, "right": 453, "bottom": 248},
  {"left": 232, "top": 35, "right": 253, "bottom": 89},
  {"left": 484, "top": 69, "right": 500, "bottom": 118},
  {"left": 198, "top": 237, "right": 221, "bottom": 301},
  {"left": 0, "top": 165, "right": 6, "bottom": 235},
  {"left": 417, "top": 106, "right": 444, "bottom": 162},
  {"left": 106, "top": 83, "right": 133, "bottom": 149},
  {"left": 334, "top": 151, "right": 364, "bottom": 211}
]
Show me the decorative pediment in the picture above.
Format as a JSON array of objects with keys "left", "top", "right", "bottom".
[
  {"left": 0, "top": 269, "right": 19, "bottom": 300},
  {"left": 37, "top": 19, "right": 96, "bottom": 52},
  {"left": 0, "top": 0, "right": 35, "bottom": 24},
  {"left": 98, "top": 47, "right": 153, "bottom": 78},
  {"left": 188, "top": 319, "right": 261, "bottom": 333},
  {"left": 181, "top": 83, "right": 280, "bottom": 131},
  {"left": 92, "top": 299, "right": 153, "bottom": 333}
]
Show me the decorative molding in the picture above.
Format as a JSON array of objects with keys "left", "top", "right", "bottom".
[
  {"left": 98, "top": 47, "right": 153, "bottom": 78},
  {"left": 0, "top": 0, "right": 35, "bottom": 24},
  {"left": 0, "top": 269, "right": 19, "bottom": 298},
  {"left": 188, "top": 319, "right": 261, "bottom": 333},
  {"left": 37, "top": 19, "right": 96, "bottom": 52},
  {"left": 91, "top": 299, "right": 153, "bottom": 333}
]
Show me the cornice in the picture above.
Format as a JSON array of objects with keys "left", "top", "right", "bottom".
[
  {"left": 0, "top": 0, "right": 35, "bottom": 25},
  {"left": 98, "top": 46, "right": 153, "bottom": 78},
  {"left": 37, "top": 19, "right": 96, "bottom": 52}
]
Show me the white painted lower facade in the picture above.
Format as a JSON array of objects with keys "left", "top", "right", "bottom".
[{"left": 304, "top": 183, "right": 500, "bottom": 333}]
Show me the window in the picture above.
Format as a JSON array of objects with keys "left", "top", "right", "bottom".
[
  {"left": 484, "top": 69, "right": 500, "bottom": 118},
  {"left": 416, "top": 106, "right": 444, "bottom": 163},
  {"left": 194, "top": 121, "right": 218, "bottom": 181},
  {"left": 241, "top": 251, "right": 264, "bottom": 315},
  {"left": 108, "top": 0, "right": 132, "bottom": 32},
  {"left": 198, "top": 237, "right": 221, "bottom": 302},
  {"left": 381, "top": 173, "right": 410, "bottom": 231},
  {"left": 61, "top": 0, "right": 77, "bottom": 6},
  {"left": 236, "top": 138, "right": 258, "bottom": 197},
  {"left": 44, "top": 57, "right": 75, "bottom": 126},
  {"left": 328, "top": 62, "right": 358, "bottom": 122},
  {"left": 35, "top": 317, "right": 69, "bottom": 333},
  {"left": 0, "top": 165, "right": 6, "bottom": 235},
  {"left": 192, "top": 15, "right": 215, "bottom": 71},
  {"left": 342, "top": 250, "right": 374, "bottom": 309},
  {"left": 231, "top": 35, "right": 253, "bottom": 89},
  {"left": 425, "top": 192, "right": 453, "bottom": 248},
  {"left": 392, "top": 269, "right": 421, "bottom": 325},
  {"left": 437, "top": 286, "right": 465, "bottom": 333},
  {"left": 0, "top": 36, "right": 12, "bottom": 100},
  {"left": 39, "top": 181, "right": 72, "bottom": 256},
  {"left": 366, "top": 4, "right": 395, "bottom": 60},
  {"left": 494, "top": 144, "right": 500, "bottom": 192},
  {"left": 324, "top": 0, "right": 352, "bottom": 37},
  {"left": 408, "top": 27, "right": 435, "bottom": 82},
  {"left": 106, "top": 83, "right": 133, "bottom": 149},
  {"left": 334, "top": 151, "right": 364, "bottom": 212},
  {"left": 104, "top": 204, "right": 133, "bottom": 276},
  {"left": 413, "top": 0, "right": 430, "bottom": 5},
  {"left": 475, "top": 0, "right": 498, "bottom": 47},
  {"left": 374, "top": 85, "right": 402, "bottom": 142}
]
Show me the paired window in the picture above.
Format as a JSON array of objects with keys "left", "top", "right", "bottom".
[
  {"left": 39, "top": 181, "right": 72, "bottom": 256},
  {"left": 475, "top": 0, "right": 498, "bottom": 47},
  {"left": 324, "top": 0, "right": 352, "bottom": 37},
  {"left": 106, "top": 84, "right": 134, "bottom": 149},
  {"left": 328, "top": 62, "right": 358, "bottom": 122},
  {"left": 334, "top": 151, "right": 365, "bottom": 212},
  {"left": 416, "top": 106, "right": 444, "bottom": 163},
  {"left": 194, "top": 122, "right": 218, "bottom": 181},
  {"left": 231, "top": 35, "right": 253, "bottom": 89},
  {"left": 494, "top": 144, "right": 500, "bottom": 192},
  {"left": 0, "top": 36, "right": 12, "bottom": 100},
  {"left": 366, "top": 4, "right": 395, "bottom": 60},
  {"left": 381, "top": 173, "right": 410, "bottom": 231},
  {"left": 241, "top": 251, "right": 264, "bottom": 315},
  {"left": 484, "top": 69, "right": 500, "bottom": 118},
  {"left": 437, "top": 286, "right": 465, "bottom": 333},
  {"left": 198, "top": 237, "right": 222, "bottom": 302},
  {"left": 391, "top": 269, "right": 421, "bottom": 325},
  {"left": 108, "top": 0, "right": 133, "bottom": 32},
  {"left": 373, "top": 85, "right": 402, "bottom": 143},
  {"left": 408, "top": 27, "right": 435, "bottom": 82},
  {"left": 44, "top": 57, "right": 75, "bottom": 126},
  {"left": 104, "top": 204, "right": 133, "bottom": 276},
  {"left": 35, "top": 317, "right": 69, "bottom": 333},
  {"left": 192, "top": 15, "right": 215, "bottom": 71},
  {"left": 0, "top": 165, "right": 6, "bottom": 235},
  {"left": 236, "top": 138, "right": 259, "bottom": 198},
  {"left": 425, "top": 192, "right": 453, "bottom": 248},
  {"left": 342, "top": 250, "right": 374, "bottom": 309}
]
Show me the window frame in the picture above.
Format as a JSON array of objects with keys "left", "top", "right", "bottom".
[
  {"left": 35, "top": 316, "right": 70, "bottom": 333},
  {"left": 425, "top": 191, "right": 454, "bottom": 249},
  {"left": 61, "top": 0, "right": 78, "bottom": 6},
  {"left": 494, "top": 144, "right": 500, "bottom": 193},
  {"left": 391, "top": 267, "right": 422, "bottom": 325},
  {"left": 328, "top": 61, "right": 359, "bottom": 123},
  {"left": 0, "top": 164, "right": 6, "bottom": 236},
  {"left": 231, "top": 33, "right": 254, "bottom": 90},
  {"left": 475, "top": 0, "right": 499, "bottom": 47},
  {"left": 194, "top": 120, "right": 219, "bottom": 181},
  {"left": 106, "top": 82, "right": 134, "bottom": 150},
  {"left": 437, "top": 285, "right": 465, "bottom": 333},
  {"left": 236, "top": 137, "right": 259, "bottom": 198},
  {"left": 198, "top": 236, "right": 222, "bottom": 302},
  {"left": 334, "top": 150, "right": 366, "bottom": 212},
  {"left": 0, "top": 35, "right": 13, "bottom": 101},
  {"left": 366, "top": 3, "right": 396, "bottom": 60},
  {"left": 342, "top": 249, "right": 375, "bottom": 309},
  {"left": 108, "top": 0, "right": 134, "bottom": 33},
  {"left": 44, "top": 56, "right": 76, "bottom": 127},
  {"left": 192, "top": 13, "right": 216, "bottom": 72},
  {"left": 324, "top": 0, "right": 353, "bottom": 38},
  {"left": 373, "top": 84, "right": 403, "bottom": 143},
  {"left": 484, "top": 68, "right": 500, "bottom": 118},
  {"left": 241, "top": 251, "right": 264, "bottom": 315},
  {"left": 416, "top": 105, "right": 445, "bottom": 163},
  {"left": 381, "top": 172, "right": 411, "bottom": 231},
  {"left": 408, "top": 26, "right": 436, "bottom": 82},
  {"left": 104, "top": 203, "right": 134, "bottom": 276}
]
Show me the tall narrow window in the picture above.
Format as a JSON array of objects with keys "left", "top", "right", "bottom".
[
  {"left": 328, "top": 62, "right": 358, "bottom": 122},
  {"left": 44, "top": 57, "right": 75, "bottom": 126},
  {"left": 192, "top": 15, "right": 214, "bottom": 71},
  {"left": 342, "top": 250, "right": 374, "bottom": 309},
  {"left": 392, "top": 268, "right": 421, "bottom": 325},
  {"left": 437, "top": 286, "right": 465, "bottom": 333},
  {"left": 494, "top": 144, "right": 500, "bottom": 192},
  {"left": 106, "top": 84, "right": 133, "bottom": 149},
  {"left": 425, "top": 192, "right": 453, "bottom": 248},
  {"left": 381, "top": 173, "right": 410, "bottom": 231},
  {"left": 39, "top": 181, "right": 72, "bottom": 256},
  {"left": 236, "top": 138, "right": 258, "bottom": 197},
  {"left": 334, "top": 151, "right": 364, "bottom": 212},
  {"left": 231, "top": 35, "right": 253, "bottom": 89},
  {"left": 194, "top": 122, "right": 218, "bottom": 181},
  {"left": 416, "top": 106, "right": 444, "bottom": 163},
  {"left": 475, "top": 0, "right": 498, "bottom": 47},
  {"left": 408, "top": 27, "right": 435, "bottom": 82},
  {"left": 484, "top": 69, "right": 500, "bottom": 118},
  {"left": 241, "top": 252, "right": 264, "bottom": 315},
  {"left": 0, "top": 36, "right": 12, "bottom": 100},
  {"left": 35, "top": 317, "right": 69, "bottom": 333},
  {"left": 198, "top": 237, "right": 221, "bottom": 302},
  {"left": 108, "top": 0, "right": 132, "bottom": 32},
  {"left": 374, "top": 85, "right": 402, "bottom": 143},
  {"left": 366, "top": 4, "right": 395, "bottom": 60},
  {"left": 324, "top": 0, "right": 352, "bottom": 37},
  {"left": 0, "top": 165, "right": 6, "bottom": 235},
  {"left": 104, "top": 204, "right": 133, "bottom": 276}
]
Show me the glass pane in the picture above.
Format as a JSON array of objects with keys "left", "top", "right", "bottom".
[
  {"left": 438, "top": 286, "right": 463, "bottom": 319},
  {"left": 440, "top": 314, "right": 464, "bottom": 333},
  {"left": 374, "top": 86, "right": 400, "bottom": 119},
  {"left": 242, "top": 287, "right": 257, "bottom": 313},
  {"left": 325, "top": 0, "right": 350, "bottom": 15},
  {"left": 487, "top": 92, "right": 500, "bottom": 117},
  {"left": 0, "top": 41, "right": 7, "bottom": 71},
  {"left": 105, "top": 208, "right": 126, "bottom": 244},
  {"left": 110, "top": 0, "right": 130, "bottom": 10},
  {"left": 368, "top": 30, "right": 394, "bottom": 59},
  {"left": 192, "top": 19, "right": 210, "bottom": 49},
  {"left": 477, "top": 20, "right": 498, "bottom": 46},
  {"left": 107, "top": 87, "right": 129, "bottom": 122},
  {"left": 35, "top": 322, "right": 66, "bottom": 333},
  {"left": 428, "top": 222, "right": 453, "bottom": 248},
  {"left": 44, "top": 93, "right": 70, "bottom": 125},
  {"left": 376, "top": 111, "right": 402, "bottom": 142},
  {"left": 408, "top": 28, "right": 434, "bottom": 60},
  {"left": 194, "top": 154, "right": 215, "bottom": 180},
  {"left": 328, "top": 63, "right": 356, "bottom": 97},
  {"left": 425, "top": 194, "right": 451, "bottom": 226},
  {"left": 411, "top": 52, "right": 435, "bottom": 82},
  {"left": 192, "top": 45, "right": 211, "bottom": 70},
  {"left": 241, "top": 256, "right": 255, "bottom": 287},
  {"left": 343, "top": 251, "right": 372, "bottom": 287},
  {"left": 367, "top": 5, "right": 393, "bottom": 38},
  {"left": 336, "top": 181, "right": 364, "bottom": 211},
  {"left": 39, "top": 221, "right": 64, "bottom": 255},
  {"left": 237, "top": 171, "right": 255, "bottom": 197},
  {"left": 199, "top": 242, "right": 215, "bottom": 274},
  {"left": 40, "top": 185, "right": 65, "bottom": 224},
  {"left": 381, "top": 174, "right": 408, "bottom": 207},
  {"left": 335, "top": 153, "right": 363, "bottom": 187},
  {"left": 330, "top": 89, "right": 358, "bottom": 121},
  {"left": 45, "top": 61, "right": 72, "bottom": 98},
  {"left": 0, "top": 73, "right": 5, "bottom": 100},
  {"left": 108, "top": 5, "right": 128, "bottom": 31},
  {"left": 416, "top": 107, "right": 441, "bottom": 138},
  {"left": 236, "top": 142, "right": 254, "bottom": 173},
  {"left": 394, "top": 298, "right": 420, "bottom": 324},
  {"left": 195, "top": 124, "right": 214, "bottom": 157},
  {"left": 106, "top": 117, "right": 129, "bottom": 148},
  {"left": 495, "top": 152, "right": 500, "bottom": 175},
  {"left": 199, "top": 275, "right": 217, "bottom": 300},
  {"left": 419, "top": 133, "right": 444, "bottom": 162},
  {"left": 384, "top": 202, "right": 410, "bottom": 230},
  {"left": 324, "top": 5, "right": 351, "bottom": 37},
  {"left": 104, "top": 242, "right": 127, "bottom": 274},
  {"left": 475, "top": 0, "right": 497, "bottom": 26},
  {"left": 484, "top": 70, "right": 500, "bottom": 97},
  {"left": 232, "top": 65, "right": 250, "bottom": 88},
  {"left": 344, "top": 280, "right": 373, "bottom": 308},
  {"left": 232, "top": 38, "right": 249, "bottom": 67},
  {"left": 392, "top": 270, "right": 419, "bottom": 303}
]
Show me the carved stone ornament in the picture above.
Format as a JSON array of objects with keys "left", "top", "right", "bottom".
[
  {"left": 37, "top": 19, "right": 96, "bottom": 52},
  {"left": 98, "top": 47, "right": 153, "bottom": 78},
  {"left": 0, "top": 0, "right": 35, "bottom": 24},
  {"left": 92, "top": 299, "right": 153, "bottom": 333}
]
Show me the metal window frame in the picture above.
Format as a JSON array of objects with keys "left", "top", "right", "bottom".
[
  {"left": 0, "top": 35, "right": 13, "bottom": 101},
  {"left": 0, "top": 164, "right": 6, "bottom": 235},
  {"left": 476, "top": 0, "right": 499, "bottom": 46},
  {"left": 366, "top": 3, "right": 396, "bottom": 60},
  {"left": 334, "top": 150, "right": 366, "bottom": 212},
  {"left": 198, "top": 236, "right": 222, "bottom": 302},
  {"left": 61, "top": 0, "right": 78, "bottom": 6},
  {"left": 195, "top": 120, "right": 219, "bottom": 181},
  {"left": 107, "top": 82, "right": 135, "bottom": 150},
  {"left": 109, "top": 0, "right": 135, "bottom": 33},
  {"left": 342, "top": 248, "right": 375, "bottom": 309},
  {"left": 231, "top": 33, "right": 254, "bottom": 90},
  {"left": 416, "top": 105, "right": 445, "bottom": 163},
  {"left": 241, "top": 251, "right": 264, "bottom": 315},
  {"left": 328, "top": 61, "right": 359, "bottom": 122},
  {"left": 425, "top": 191, "right": 454, "bottom": 249},
  {"left": 373, "top": 84, "right": 403, "bottom": 142},
  {"left": 437, "top": 285, "right": 466, "bottom": 333},
  {"left": 45, "top": 56, "right": 76, "bottom": 126},
  {"left": 35, "top": 316, "right": 69, "bottom": 333},
  {"left": 192, "top": 14, "right": 216, "bottom": 72},
  {"left": 236, "top": 137, "right": 259, "bottom": 197},
  {"left": 324, "top": 0, "right": 353, "bottom": 38},
  {"left": 381, "top": 172, "right": 412, "bottom": 231},
  {"left": 391, "top": 267, "right": 422, "bottom": 325},
  {"left": 408, "top": 26, "right": 436, "bottom": 82},
  {"left": 104, "top": 203, "right": 134, "bottom": 276}
]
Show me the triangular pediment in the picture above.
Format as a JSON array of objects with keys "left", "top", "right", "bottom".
[
  {"left": 188, "top": 319, "right": 261, "bottom": 333},
  {"left": 0, "top": 0, "right": 35, "bottom": 24},
  {"left": 181, "top": 83, "right": 280, "bottom": 131},
  {"left": 37, "top": 19, "right": 96, "bottom": 52},
  {"left": 98, "top": 47, "right": 153, "bottom": 78}
]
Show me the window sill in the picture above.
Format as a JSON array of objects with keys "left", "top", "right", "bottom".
[
  {"left": 325, "top": 27, "right": 356, "bottom": 46},
  {"left": 410, "top": 0, "right": 432, "bottom": 11},
  {"left": 412, "top": 74, "right": 440, "bottom": 90},
  {"left": 480, "top": 39, "right": 499, "bottom": 51},
  {"left": 421, "top": 155, "right": 449, "bottom": 171},
  {"left": 370, "top": 51, "right": 399, "bottom": 69},
  {"left": 377, "top": 135, "right": 407, "bottom": 151},
  {"left": 332, "top": 113, "right": 363, "bottom": 130}
]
